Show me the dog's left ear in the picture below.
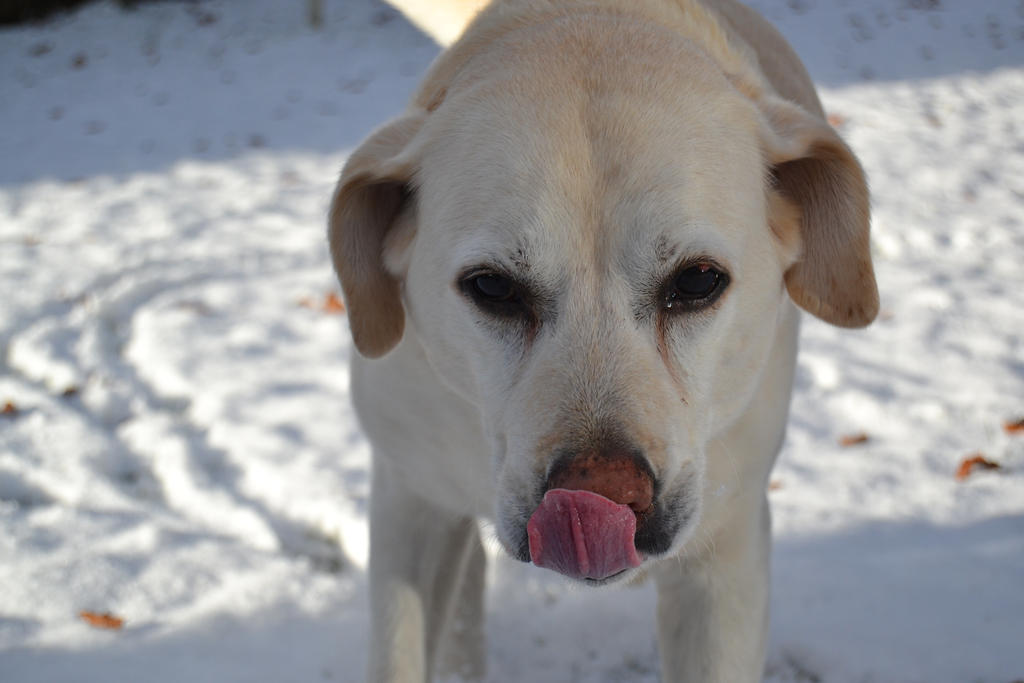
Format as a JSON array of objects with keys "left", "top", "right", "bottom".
[
  {"left": 328, "top": 110, "right": 426, "bottom": 358},
  {"left": 757, "top": 97, "right": 879, "bottom": 328}
]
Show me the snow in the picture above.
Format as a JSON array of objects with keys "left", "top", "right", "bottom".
[{"left": 1, "top": 0, "right": 1022, "bottom": 681}]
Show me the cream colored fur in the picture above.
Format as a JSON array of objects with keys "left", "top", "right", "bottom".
[{"left": 329, "top": 1, "right": 877, "bottom": 681}]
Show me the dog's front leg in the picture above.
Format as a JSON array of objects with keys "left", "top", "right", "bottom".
[
  {"left": 368, "top": 455, "right": 486, "bottom": 683},
  {"left": 654, "top": 497, "right": 771, "bottom": 683}
]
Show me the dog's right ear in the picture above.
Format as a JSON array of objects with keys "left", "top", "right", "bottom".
[{"left": 328, "top": 110, "right": 426, "bottom": 358}]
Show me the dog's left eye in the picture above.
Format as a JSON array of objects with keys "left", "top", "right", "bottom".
[{"left": 664, "top": 263, "right": 728, "bottom": 311}]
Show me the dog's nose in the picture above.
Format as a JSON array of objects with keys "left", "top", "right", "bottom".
[{"left": 546, "top": 448, "right": 655, "bottom": 516}]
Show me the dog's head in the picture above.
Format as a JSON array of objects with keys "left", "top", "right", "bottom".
[{"left": 330, "top": 16, "right": 876, "bottom": 583}]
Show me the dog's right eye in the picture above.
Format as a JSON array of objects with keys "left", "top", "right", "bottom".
[
  {"left": 459, "top": 271, "right": 531, "bottom": 319},
  {"left": 470, "top": 273, "right": 517, "bottom": 302}
]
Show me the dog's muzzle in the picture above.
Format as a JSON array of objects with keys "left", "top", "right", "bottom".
[{"left": 524, "top": 447, "right": 680, "bottom": 581}]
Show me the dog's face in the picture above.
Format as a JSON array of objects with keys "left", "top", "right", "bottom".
[{"left": 330, "top": 24, "right": 876, "bottom": 581}]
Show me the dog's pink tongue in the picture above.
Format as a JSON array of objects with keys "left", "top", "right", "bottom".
[{"left": 527, "top": 488, "right": 642, "bottom": 581}]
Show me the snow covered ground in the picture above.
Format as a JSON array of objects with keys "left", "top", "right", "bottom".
[{"left": 1, "top": 0, "right": 1023, "bottom": 681}]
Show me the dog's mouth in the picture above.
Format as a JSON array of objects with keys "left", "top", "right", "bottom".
[
  {"left": 508, "top": 477, "right": 692, "bottom": 583},
  {"left": 527, "top": 488, "right": 643, "bottom": 581}
]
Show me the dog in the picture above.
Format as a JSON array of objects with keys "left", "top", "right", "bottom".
[{"left": 328, "top": 0, "right": 878, "bottom": 680}]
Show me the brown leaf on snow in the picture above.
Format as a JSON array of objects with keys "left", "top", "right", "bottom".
[
  {"left": 80, "top": 611, "right": 124, "bottom": 630},
  {"left": 826, "top": 112, "right": 847, "bottom": 128},
  {"left": 839, "top": 433, "right": 869, "bottom": 447},
  {"left": 1, "top": 401, "right": 18, "bottom": 416},
  {"left": 300, "top": 292, "right": 346, "bottom": 315},
  {"left": 1004, "top": 418, "right": 1024, "bottom": 435},
  {"left": 323, "top": 292, "right": 346, "bottom": 314},
  {"left": 769, "top": 480, "right": 784, "bottom": 491},
  {"left": 955, "top": 454, "right": 1001, "bottom": 481}
]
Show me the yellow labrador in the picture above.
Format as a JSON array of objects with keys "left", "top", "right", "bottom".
[{"left": 329, "top": 0, "right": 877, "bottom": 680}]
